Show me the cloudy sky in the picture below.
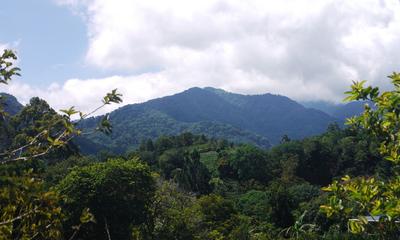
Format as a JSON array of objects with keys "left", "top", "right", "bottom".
[{"left": 1, "top": 0, "right": 400, "bottom": 114}]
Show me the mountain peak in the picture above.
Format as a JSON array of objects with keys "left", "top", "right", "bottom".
[
  {"left": 0, "top": 93, "right": 23, "bottom": 116},
  {"left": 185, "top": 87, "right": 203, "bottom": 92},
  {"left": 203, "top": 86, "right": 227, "bottom": 93},
  {"left": 79, "top": 86, "right": 342, "bottom": 155}
]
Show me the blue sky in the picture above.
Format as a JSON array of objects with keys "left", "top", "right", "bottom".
[
  {"left": 1, "top": 0, "right": 91, "bottom": 87},
  {"left": 1, "top": 0, "right": 400, "bottom": 115}
]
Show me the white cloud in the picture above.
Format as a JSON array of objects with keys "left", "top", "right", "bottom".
[
  {"left": 0, "top": 73, "right": 187, "bottom": 116},
  {"left": 7, "top": 0, "right": 400, "bottom": 113},
  {"left": 0, "top": 41, "right": 21, "bottom": 51},
  {"left": 0, "top": 44, "right": 8, "bottom": 52}
]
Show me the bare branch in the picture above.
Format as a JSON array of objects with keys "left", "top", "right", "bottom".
[
  {"left": 0, "top": 208, "right": 38, "bottom": 226},
  {"left": 0, "top": 89, "right": 122, "bottom": 164},
  {"left": 0, "top": 130, "right": 47, "bottom": 157},
  {"left": 104, "top": 217, "right": 112, "bottom": 240}
]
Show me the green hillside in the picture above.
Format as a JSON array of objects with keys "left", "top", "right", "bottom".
[{"left": 78, "top": 87, "right": 340, "bottom": 154}]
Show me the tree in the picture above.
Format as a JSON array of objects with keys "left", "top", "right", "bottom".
[
  {"left": 149, "top": 181, "right": 198, "bottom": 240},
  {"left": 298, "top": 139, "right": 334, "bottom": 185},
  {"left": 158, "top": 149, "right": 185, "bottom": 179},
  {"left": 57, "top": 158, "right": 156, "bottom": 240},
  {"left": 0, "top": 172, "right": 64, "bottom": 239},
  {"left": 320, "top": 73, "right": 400, "bottom": 239},
  {"left": 8, "top": 97, "right": 79, "bottom": 163},
  {"left": 0, "top": 50, "right": 20, "bottom": 85},
  {"left": 0, "top": 50, "right": 68, "bottom": 239},
  {"left": 0, "top": 49, "right": 122, "bottom": 239},
  {"left": 280, "top": 134, "right": 291, "bottom": 144},
  {"left": 237, "top": 190, "right": 270, "bottom": 222},
  {"left": 174, "top": 149, "right": 212, "bottom": 194},
  {"left": 265, "top": 181, "right": 295, "bottom": 228},
  {"left": 228, "top": 145, "right": 270, "bottom": 183},
  {"left": 195, "top": 194, "right": 251, "bottom": 240}
]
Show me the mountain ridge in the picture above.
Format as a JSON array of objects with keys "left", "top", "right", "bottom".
[
  {"left": 1, "top": 88, "right": 367, "bottom": 154},
  {"left": 77, "top": 87, "right": 344, "bottom": 153},
  {"left": 0, "top": 93, "right": 23, "bottom": 116}
]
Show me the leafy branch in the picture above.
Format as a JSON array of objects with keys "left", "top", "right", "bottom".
[
  {"left": 0, "top": 48, "right": 122, "bottom": 163},
  {"left": 321, "top": 72, "right": 400, "bottom": 237},
  {"left": 0, "top": 89, "right": 122, "bottom": 163}
]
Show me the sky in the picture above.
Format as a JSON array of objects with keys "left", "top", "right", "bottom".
[{"left": 1, "top": 0, "right": 400, "bottom": 115}]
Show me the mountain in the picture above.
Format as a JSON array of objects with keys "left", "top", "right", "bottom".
[
  {"left": 76, "top": 108, "right": 271, "bottom": 154},
  {"left": 201, "top": 87, "right": 336, "bottom": 141},
  {"left": 301, "top": 100, "right": 367, "bottom": 120},
  {"left": 0, "top": 91, "right": 366, "bottom": 155},
  {"left": 78, "top": 87, "right": 340, "bottom": 154},
  {"left": 331, "top": 101, "right": 368, "bottom": 120},
  {"left": 301, "top": 101, "right": 339, "bottom": 115},
  {"left": 0, "top": 93, "right": 23, "bottom": 115},
  {"left": 0, "top": 93, "right": 23, "bottom": 152}
]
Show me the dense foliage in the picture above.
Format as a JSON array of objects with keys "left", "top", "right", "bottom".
[
  {"left": 1, "top": 94, "right": 389, "bottom": 239},
  {"left": 320, "top": 74, "right": 400, "bottom": 239},
  {"left": 58, "top": 159, "right": 155, "bottom": 239},
  {"left": 1, "top": 49, "right": 398, "bottom": 239}
]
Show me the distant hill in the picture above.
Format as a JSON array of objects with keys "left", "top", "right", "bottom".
[
  {"left": 0, "top": 93, "right": 22, "bottom": 151},
  {"left": 0, "top": 90, "right": 364, "bottom": 155},
  {"left": 0, "top": 93, "right": 23, "bottom": 115},
  {"left": 301, "top": 101, "right": 339, "bottom": 115},
  {"left": 331, "top": 101, "right": 368, "bottom": 120},
  {"left": 76, "top": 108, "right": 271, "bottom": 154},
  {"left": 301, "top": 100, "right": 367, "bottom": 120},
  {"left": 78, "top": 87, "right": 340, "bottom": 154}
]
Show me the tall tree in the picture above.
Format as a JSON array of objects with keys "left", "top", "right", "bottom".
[{"left": 57, "top": 158, "right": 156, "bottom": 240}]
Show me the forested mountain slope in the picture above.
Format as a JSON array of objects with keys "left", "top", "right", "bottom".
[
  {"left": 1, "top": 89, "right": 357, "bottom": 154},
  {"left": 0, "top": 92, "right": 23, "bottom": 115},
  {"left": 302, "top": 100, "right": 367, "bottom": 120},
  {"left": 78, "top": 87, "right": 340, "bottom": 154}
]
